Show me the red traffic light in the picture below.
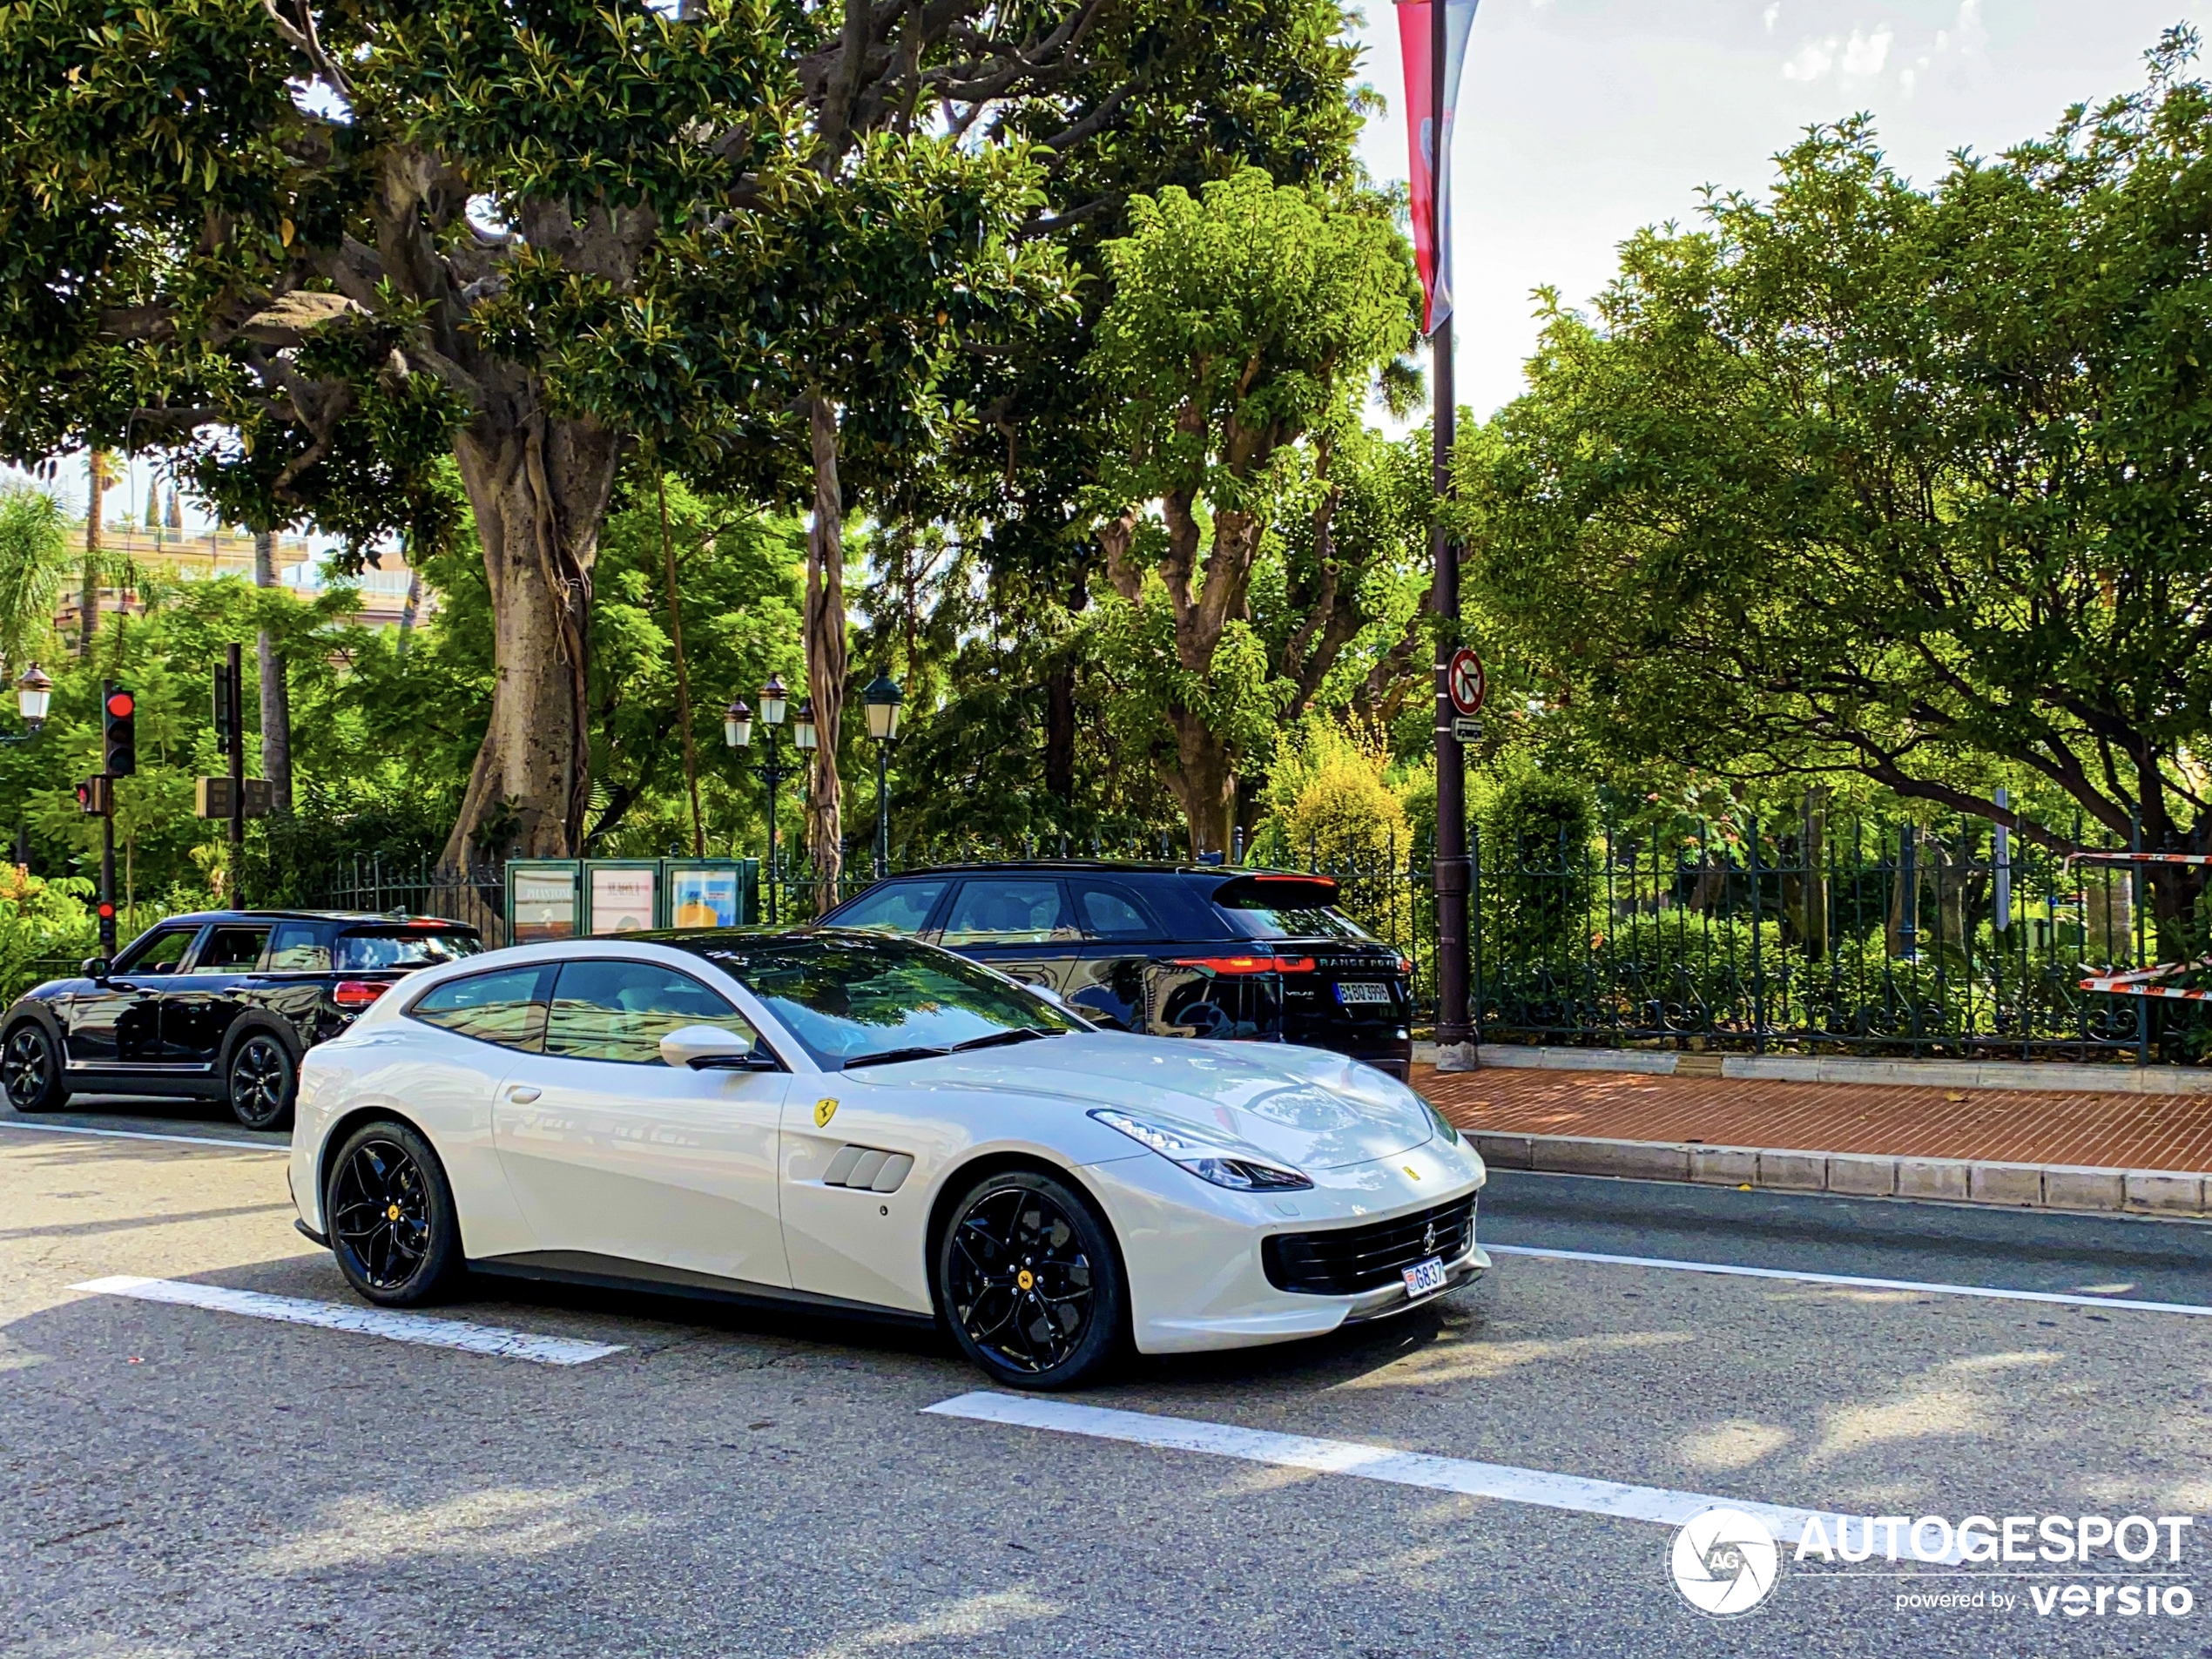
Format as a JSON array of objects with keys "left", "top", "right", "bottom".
[
  {"left": 105, "top": 691, "right": 133, "bottom": 718},
  {"left": 96, "top": 901, "right": 114, "bottom": 920}
]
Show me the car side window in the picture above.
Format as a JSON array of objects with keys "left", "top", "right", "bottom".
[
  {"left": 408, "top": 966, "right": 551, "bottom": 1052},
  {"left": 115, "top": 927, "right": 199, "bottom": 974},
  {"left": 940, "top": 880, "right": 1076, "bottom": 946},
  {"left": 543, "top": 959, "right": 752, "bottom": 1065},
  {"left": 830, "top": 879, "right": 948, "bottom": 934},
  {"left": 1071, "top": 881, "right": 1158, "bottom": 941},
  {"left": 266, "top": 921, "right": 331, "bottom": 971},
  {"left": 192, "top": 927, "right": 270, "bottom": 974}
]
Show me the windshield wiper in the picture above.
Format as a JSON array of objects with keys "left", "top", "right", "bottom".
[
  {"left": 948, "top": 1027, "right": 1062, "bottom": 1053},
  {"left": 842, "top": 1045, "right": 953, "bottom": 1070}
]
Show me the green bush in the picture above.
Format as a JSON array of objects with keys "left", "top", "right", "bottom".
[
  {"left": 1478, "top": 768, "right": 1596, "bottom": 968},
  {"left": 0, "top": 867, "right": 98, "bottom": 1000}
]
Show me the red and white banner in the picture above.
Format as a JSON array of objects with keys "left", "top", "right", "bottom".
[{"left": 1396, "top": 0, "right": 1480, "bottom": 335}]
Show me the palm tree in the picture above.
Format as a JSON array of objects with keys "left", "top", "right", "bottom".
[{"left": 0, "top": 484, "right": 71, "bottom": 685}]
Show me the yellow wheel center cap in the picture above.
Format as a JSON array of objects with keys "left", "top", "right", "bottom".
[
  {"left": 1016, "top": 1269, "right": 1035, "bottom": 1291},
  {"left": 386, "top": 1203, "right": 401, "bottom": 1221}
]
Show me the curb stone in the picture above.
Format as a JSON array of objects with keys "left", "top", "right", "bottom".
[
  {"left": 1413, "top": 1042, "right": 2212, "bottom": 1096},
  {"left": 1466, "top": 1130, "right": 2212, "bottom": 1219}
]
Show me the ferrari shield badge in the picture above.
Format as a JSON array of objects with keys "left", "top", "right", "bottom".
[{"left": 813, "top": 1097, "right": 839, "bottom": 1128}]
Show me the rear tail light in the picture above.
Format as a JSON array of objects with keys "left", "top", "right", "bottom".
[
  {"left": 1397, "top": 957, "right": 1413, "bottom": 978},
  {"left": 1169, "top": 956, "right": 1314, "bottom": 975},
  {"left": 333, "top": 980, "right": 388, "bottom": 1009}
]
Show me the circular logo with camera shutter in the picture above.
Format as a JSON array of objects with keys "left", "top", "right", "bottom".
[{"left": 1670, "top": 1507, "right": 1778, "bottom": 1616}]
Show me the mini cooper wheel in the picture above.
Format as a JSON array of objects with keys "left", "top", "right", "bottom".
[
  {"left": 2, "top": 1022, "right": 66, "bottom": 1112},
  {"left": 938, "top": 1169, "right": 1125, "bottom": 1390},
  {"left": 325, "top": 1120, "right": 461, "bottom": 1306},
  {"left": 226, "top": 1032, "right": 296, "bottom": 1130}
]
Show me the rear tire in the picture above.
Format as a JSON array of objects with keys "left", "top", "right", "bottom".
[
  {"left": 2, "top": 1021, "right": 67, "bottom": 1112},
  {"left": 226, "top": 1031, "right": 296, "bottom": 1130},
  {"left": 937, "top": 1169, "right": 1126, "bottom": 1391},
  {"left": 325, "top": 1120, "right": 462, "bottom": 1306}
]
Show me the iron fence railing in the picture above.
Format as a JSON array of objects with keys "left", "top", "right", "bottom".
[{"left": 266, "top": 807, "right": 2200, "bottom": 1066}]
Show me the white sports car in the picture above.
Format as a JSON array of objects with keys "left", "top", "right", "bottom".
[{"left": 288, "top": 929, "right": 1488, "bottom": 1388}]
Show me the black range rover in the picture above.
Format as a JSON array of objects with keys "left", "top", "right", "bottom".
[
  {"left": 818, "top": 862, "right": 1414, "bottom": 1079},
  {"left": 2, "top": 909, "right": 481, "bottom": 1130}
]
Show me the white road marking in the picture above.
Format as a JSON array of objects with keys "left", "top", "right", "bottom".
[
  {"left": 72, "top": 1276, "right": 625, "bottom": 1366},
  {"left": 0, "top": 1119, "right": 282, "bottom": 1153},
  {"left": 925, "top": 1392, "right": 1912, "bottom": 1551},
  {"left": 1486, "top": 1242, "right": 2212, "bottom": 1318}
]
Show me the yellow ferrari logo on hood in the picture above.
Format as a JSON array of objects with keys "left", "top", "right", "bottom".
[{"left": 813, "top": 1098, "right": 839, "bottom": 1128}]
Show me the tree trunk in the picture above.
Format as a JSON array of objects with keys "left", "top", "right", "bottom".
[
  {"left": 1164, "top": 706, "right": 1236, "bottom": 857},
  {"left": 803, "top": 392, "right": 847, "bottom": 909},
  {"left": 440, "top": 411, "right": 620, "bottom": 870},
  {"left": 79, "top": 450, "right": 109, "bottom": 658},
  {"left": 397, "top": 567, "right": 421, "bottom": 657},
  {"left": 253, "top": 531, "right": 293, "bottom": 815}
]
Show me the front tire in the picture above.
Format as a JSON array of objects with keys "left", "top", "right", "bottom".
[
  {"left": 2, "top": 1021, "right": 67, "bottom": 1112},
  {"left": 938, "top": 1169, "right": 1125, "bottom": 1391},
  {"left": 325, "top": 1120, "right": 462, "bottom": 1306},
  {"left": 226, "top": 1031, "right": 296, "bottom": 1130}
]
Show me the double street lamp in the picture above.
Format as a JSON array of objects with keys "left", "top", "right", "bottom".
[{"left": 725, "top": 672, "right": 795, "bottom": 924}]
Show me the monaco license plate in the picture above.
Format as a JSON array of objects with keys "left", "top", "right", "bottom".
[
  {"left": 1336, "top": 981, "right": 1392, "bottom": 1005},
  {"left": 1402, "top": 1256, "right": 1447, "bottom": 1298}
]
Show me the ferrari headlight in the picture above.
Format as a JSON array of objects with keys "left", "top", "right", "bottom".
[
  {"left": 1423, "top": 1100, "right": 1461, "bottom": 1146},
  {"left": 1089, "top": 1108, "right": 1314, "bottom": 1191}
]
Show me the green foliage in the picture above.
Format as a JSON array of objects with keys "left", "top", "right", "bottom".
[
  {"left": 0, "top": 483, "right": 71, "bottom": 678},
  {"left": 1458, "top": 33, "right": 2212, "bottom": 934},
  {"left": 0, "top": 865, "right": 97, "bottom": 1000},
  {"left": 1479, "top": 766, "right": 1597, "bottom": 968}
]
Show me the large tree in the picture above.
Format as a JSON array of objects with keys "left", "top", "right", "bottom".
[
  {"left": 1085, "top": 167, "right": 1418, "bottom": 852},
  {"left": 1460, "top": 33, "right": 2212, "bottom": 934},
  {"left": 0, "top": 0, "right": 1354, "bottom": 880}
]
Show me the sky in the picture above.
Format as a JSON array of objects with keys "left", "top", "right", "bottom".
[{"left": 1355, "top": 0, "right": 2212, "bottom": 418}]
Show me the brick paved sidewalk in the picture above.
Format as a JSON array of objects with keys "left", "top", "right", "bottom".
[{"left": 1413, "top": 1064, "right": 2212, "bottom": 1174}]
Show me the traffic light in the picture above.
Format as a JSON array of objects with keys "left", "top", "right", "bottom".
[
  {"left": 75, "top": 776, "right": 112, "bottom": 815},
  {"left": 212, "top": 662, "right": 237, "bottom": 757},
  {"left": 102, "top": 684, "right": 135, "bottom": 777}
]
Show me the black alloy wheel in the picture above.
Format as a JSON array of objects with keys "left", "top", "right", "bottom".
[
  {"left": 226, "top": 1032, "right": 295, "bottom": 1130},
  {"left": 940, "top": 1170, "right": 1124, "bottom": 1390},
  {"left": 2, "top": 1022, "right": 65, "bottom": 1112},
  {"left": 325, "top": 1120, "right": 460, "bottom": 1305}
]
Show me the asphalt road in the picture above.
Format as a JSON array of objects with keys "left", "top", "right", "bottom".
[{"left": 6, "top": 1096, "right": 2212, "bottom": 1657}]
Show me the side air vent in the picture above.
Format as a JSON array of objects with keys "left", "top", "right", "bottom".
[{"left": 820, "top": 1145, "right": 915, "bottom": 1193}]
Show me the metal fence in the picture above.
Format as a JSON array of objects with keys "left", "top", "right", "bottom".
[{"left": 279, "top": 809, "right": 2198, "bottom": 1066}]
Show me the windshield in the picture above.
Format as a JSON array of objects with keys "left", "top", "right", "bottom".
[
  {"left": 335, "top": 927, "right": 482, "bottom": 971},
  {"left": 1217, "top": 903, "right": 1374, "bottom": 941},
  {"left": 671, "top": 931, "right": 1081, "bottom": 1069}
]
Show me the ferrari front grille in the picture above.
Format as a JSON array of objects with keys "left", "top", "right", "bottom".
[{"left": 1261, "top": 1197, "right": 1476, "bottom": 1296}]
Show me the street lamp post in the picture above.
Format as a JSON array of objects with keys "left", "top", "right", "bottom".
[
  {"left": 724, "top": 674, "right": 793, "bottom": 924},
  {"left": 862, "top": 671, "right": 903, "bottom": 880}
]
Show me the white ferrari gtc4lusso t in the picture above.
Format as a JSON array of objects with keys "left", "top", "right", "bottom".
[{"left": 289, "top": 929, "right": 1488, "bottom": 1388}]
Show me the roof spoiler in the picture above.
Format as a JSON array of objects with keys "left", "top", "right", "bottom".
[{"left": 1209, "top": 872, "right": 1340, "bottom": 910}]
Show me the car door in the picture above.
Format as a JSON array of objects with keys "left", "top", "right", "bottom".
[
  {"left": 491, "top": 956, "right": 792, "bottom": 1289},
  {"left": 162, "top": 922, "right": 271, "bottom": 1067},
  {"left": 936, "top": 877, "right": 1080, "bottom": 994},
  {"left": 1064, "top": 878, "right": 1162, "bottom": 1031},
  {"left": 63, "top": 923, "right": 202, "bottom": 1070}
]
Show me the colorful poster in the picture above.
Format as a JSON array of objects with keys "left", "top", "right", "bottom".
[
  {"left": 669, "top": 867, "right": 741, "bottom": 930},
  {"left": 511, "top": 868, "right": 577, "bottom": 942},
  {"left": 1395, "top": 0, "right": 1480, "bottom": 334},
  {"left": 590, "top": 866, "right": 658, "bottom": 934}
]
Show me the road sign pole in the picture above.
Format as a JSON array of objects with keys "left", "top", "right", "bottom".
[{"left": 226, "top": 644, "right": 246, "bottom": 902}]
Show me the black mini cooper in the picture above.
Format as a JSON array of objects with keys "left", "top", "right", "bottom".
[
  {"left": 817, "top": 862, "right": 1414, "bottom": 1079},
  {"left": 1, "top": 909, "right": 481, "bottom": 1129}
]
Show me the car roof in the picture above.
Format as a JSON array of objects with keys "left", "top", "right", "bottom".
[
  {"left": 867, "top": 861, "right": 1243, "bottom": 878},
  {"left": 144, "top": 909, "right": 479, "bottom": 927}
]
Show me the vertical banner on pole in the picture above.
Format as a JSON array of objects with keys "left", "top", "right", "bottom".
[
  {"left": 1395, "top": 1, "right": 1480, "bottom": 334},
  {"left": 1993, "top": 786, "right": 2012, "bottom": 934}
]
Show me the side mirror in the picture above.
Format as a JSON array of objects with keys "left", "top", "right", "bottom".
[
  {"left": 1028, "top": 981, "right": 1069, "bottom": 1009},
  {"left": 81, "top": 957, "right": 111, "bottom": 981},
  {"left": 659, "top": 1024, "right": 781, "bottom": 1071}
]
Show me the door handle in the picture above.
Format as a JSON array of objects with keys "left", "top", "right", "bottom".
[{"left": 505, "top": 1084, "right": 542, "bottom": 1103}]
